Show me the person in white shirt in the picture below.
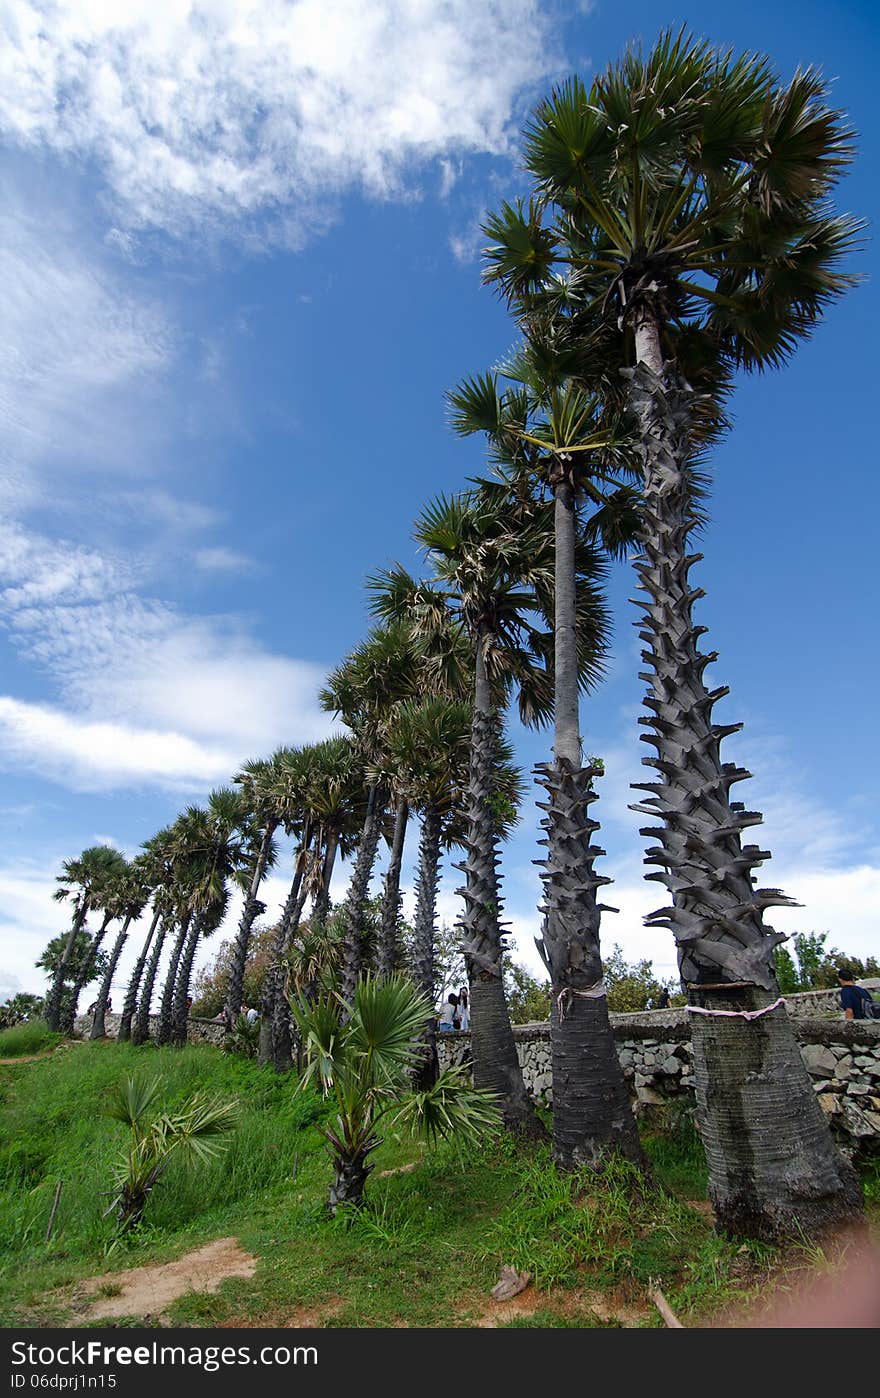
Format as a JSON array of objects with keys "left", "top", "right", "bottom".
[{"left": 455, "top": 987, "right": 470, "bottom": 1031}]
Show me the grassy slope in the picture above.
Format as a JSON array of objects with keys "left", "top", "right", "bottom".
[{"left": 1, "top": 1041, "right": 876, "bottom": 1329}]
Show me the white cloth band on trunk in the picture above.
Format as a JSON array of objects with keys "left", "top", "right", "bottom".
[{"left": 686, "top": 997, "right": 784, "bottom": 1022}]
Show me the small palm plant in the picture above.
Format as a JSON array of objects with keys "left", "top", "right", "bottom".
[
  {"left": 291, "top": 974, "right": 501, "bottom": 1213},
  {"left": 105, "top": 1076, "right": 238, "bottom": 1234}
]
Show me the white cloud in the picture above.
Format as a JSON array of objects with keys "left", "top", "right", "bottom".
[
  {"left": 0, "top": 520, "right": 335, "bottom": 790},
  {"left": 0, "top": 1, "right": 561, "bottom": 243},
  {"left": 0, "top": 196, "right": 174, "bottom": 477},
  {"left": 194, "top": 546, "right": 256, "bottom": 575},
  {"left": 0, "top": 696, "right": 238, "bottom": 790}
]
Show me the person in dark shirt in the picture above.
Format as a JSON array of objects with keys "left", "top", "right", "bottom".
[{"left": 838, "top": 969, "right": 877, "bottom": 1020}]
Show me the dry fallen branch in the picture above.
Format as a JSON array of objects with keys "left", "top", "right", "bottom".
[{"left": 649, "top": 1285, "right": 684, "bottom": 1328}]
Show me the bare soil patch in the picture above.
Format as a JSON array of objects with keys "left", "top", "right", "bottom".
[
  {"left": 74, "top": 1238, "right": 257, "bottom": 1321},
  {"left": 465, "top": 1284, "right": 650, "bottom": 1328}
]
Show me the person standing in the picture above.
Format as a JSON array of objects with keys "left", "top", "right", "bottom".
[
  {"left": 838, "top": 969, "right": 878, "bottom": 1020},
  {"left": 455, "top": 987, "right": 470, "bottom": 1031},
  {"left": 438, "top": 991, "right": 458, "bottom": 1032}
]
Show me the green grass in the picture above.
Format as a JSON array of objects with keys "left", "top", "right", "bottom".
[
  {"left": 0, "top": 1021, "right": 61, "bottom": 1057},
  {"left": 0, "top": 1042, "right": 876, "bottom": 1330}
]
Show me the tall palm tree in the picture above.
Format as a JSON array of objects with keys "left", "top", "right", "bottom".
[
  {"left": 130, "top": 826, "right": 179, "bottom": 1046},
  {"left": 45, "top": 846, "right": 128, "bottom": 1032},
  {"left": 320, "top": 624, "right": 424, "bottom": 1002},
  {"left": 117, "top": 897, "right": 164, "bottom": 1043},
  {"left": 372, "top": 486, "right": 562, "bottom": 1136},
  {"left": 170, "top": 789, "right": 246, "bottom": 1046},
  {"left": 380, "top": 695, "right": 517, "bottom": 1090},
  {"left": 483, "top": 30, "right": 863, "bottom": 1233},
  {"left": 90, "top": 858, "right": 151, "bottom": 1039},
  {"left": 260, "top": 737, "right": 364, "bottom": 1071},
  {"left": 224, "top": 753, "right": 286, "bottom": 1023},
  {"left": 447, "top": 380, "right": 644, "bottom": 1167}
]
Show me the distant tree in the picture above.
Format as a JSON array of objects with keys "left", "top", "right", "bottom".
[
  {"left": 504, "top": 959, "right": 551, "bottom": 1025},
  {"left": 602, "top": 945, "right": 677, "bottom": 1014},
  {"left": 191, "top": 924, "right": 278, "bottom": 1017},
  {"left": 772, "top": 947, "right": 801, "bottom": 995},
  {"left": 0, "top": 992, "right": 44, "bottom": 1028},
  {"left": 782, "top": 932, "right": 880, "bottom": 992},
  {"left": 36, "top": 930, "right": 111, "bottom": 1027}
]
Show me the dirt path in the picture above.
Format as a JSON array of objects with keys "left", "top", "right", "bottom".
[{"left": 74, "top": 1238, "right": 257, "bottom": 1321}]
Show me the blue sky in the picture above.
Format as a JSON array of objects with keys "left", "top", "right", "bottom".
[{"left": 1, "top": 0, "right": 878, "bottom": 1005}]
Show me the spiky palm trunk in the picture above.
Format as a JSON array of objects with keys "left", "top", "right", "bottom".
[
  {"left": 62, "top": 912, "right": 113, "bottom": 1035},
  {"left": 157, "top": 916, "right": 190, "bottom": 1047},
  {"left": 376, "top": 798, "right": 408, "bottom": 978},
  {"left": 459, "top": 632, "right": 544, "bottom": 1138},
  {"left": 45, "top": 900, "right": 89, "bottom": 1031},
  {"left": 270, "top": 833, "right": 337, "bottom": 1073},
  {"left": 90, "top": 914, "right": 134, "bottom": 1039},
  {"left": 258, "top": 836, "right": 311, "bottom": 1064},
  {"left": 328, "top": 1150, "right": 372, "bottom": 1214},
  {"left": 225, "top": 823, "right": 276, "bottom": 1024},
  {"left": 627, "top": 309, "right": 860, "bottom": 1235},
  {"left": 132, "top": 920, "right": 168, "bottom": 1045},
  {"left": 537, "top": 475, "right": 643, "bottom": 1169},
  {"left": 340, "top": 785, "right": 385, "bottom": 1002},
  {"left": 411, "top": 802, "right": 442, "bottom": 1091},
  {"left": 171, "top": 914, "right": 205, "bottom": 1046},
  {"left": 118, "top": 908, "right": 162, "bottom": 1042}
]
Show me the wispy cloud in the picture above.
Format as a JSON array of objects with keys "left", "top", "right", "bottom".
[
  {"left": 0, "top": 1, "right": 562, "bottom": 245},
  {"left": 194, "top": 546, "right": 257, "bottom": 576},
  {"left": 0, "top": 193, "right": 174, "bottom": 485},
  {"left": 0, "top": 520, "right": 334, "bottom": 790}
]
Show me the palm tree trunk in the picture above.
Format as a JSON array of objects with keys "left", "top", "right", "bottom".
[
  {"left": 257, "top": 828, "right": 314, "bottom": 1066},
  {"left": 61, "top": 912, "right": 113, "bottom": 1035},
  {"left": 329, "top": 1150, "right": 371, "bottom": 1214},
  {"left": 90, "top": 914, "right": 134, "bottom": 1039},
  {"left": 118, "top": 908, "right": 162, "bottom": 1042},
  {"left": 172, "top": 914, "right": 203, "bottom": 1046},
  {"left": 340, "top": 785, "right": 385, "bottom": 1002},
  {"left": 45, "top": 900, "right": 89, "bottom": 1031},
  {"left": 157, "top": 915, "right": 190, "bottom": 1047},
  {"left": 460, "top": 630, "right": 544, "bottom": 1138},
  {"left": 377, "top": 798, "right": 408, "bottom": 978},
  {"left": 411, "top": 802, "right": 442, "bottom": 1091},
  {"left": 225, "top": 823, "right": 276, "bottom": 1023},
  {"left": 536, "top": 475, "right": 643, "bottom": 1169},
  {"left": 270, "top": 833, "right": 338, "bottom": 1072},
  {"left": 132, "top": 919, "right": 168, "bottom": 1045},
  {"left": 627, "top": 306, "right": 861, "bottom": 1235}
]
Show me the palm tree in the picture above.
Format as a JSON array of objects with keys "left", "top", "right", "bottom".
[
  {"left": 170, "top": 789, "right": 246, "bottom": 1046},
  {"left": 484, "top": 30, "right": 863, "bottom": 1233},
  {"left": 130, "top": 826, "right": 179, "bottom": 1046},
  {"left": 223, "top": 753, "right": 285, "bottom": 1023},
  {"left": 90, "top": 858, "right": 151, "bottom": 1039},
  {"left": 106, "top": 1076, "right": 237, "bottom": 1234},
  {"left": 447, "top": 380, "right": 644, "bottom": 1167},
  {"left": 320, "top": 624, "right": 424, "bottom": 1002},
  {"left": 132, "top": 917, "right": 169, "bottom": 1046},
  {"left": 372, "top": 486, "right": 561, "bottom": 1136},
  {"left": 117, "top": 898, "right": 163, "bottom": 1043},
  {"left": 292, "top": 974, "right": 500, "bottom": 1212},
  {"left": 45, "top": 846, "right": 128, "bottom": 1032},
  {"left": 260, "top": 737, "right": 364, "bottom": 1071}
]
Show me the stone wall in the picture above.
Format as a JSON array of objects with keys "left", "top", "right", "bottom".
[
  {"left": 76, "top": 987, "right": 880, "bottom": 1153},
  {"left": 437, "top": 1002, "right": 880, "bottom": 1155},
  {"left": 73, "top": 1012, "right": 228, "bottom": 1046}
]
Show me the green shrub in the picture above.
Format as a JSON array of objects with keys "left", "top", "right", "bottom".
[{"left": 0, "top": 1022, "right": 60, "bottom": 1057}]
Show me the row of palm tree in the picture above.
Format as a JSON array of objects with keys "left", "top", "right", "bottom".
[{"left": 44, "top": 29, "right": 865, "bottom": 1242}]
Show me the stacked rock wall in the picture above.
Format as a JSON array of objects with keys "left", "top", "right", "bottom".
[{"left": 437, "top": 1006, "right": 880, "bottom": 1154}]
